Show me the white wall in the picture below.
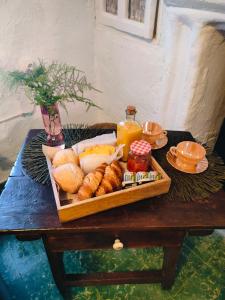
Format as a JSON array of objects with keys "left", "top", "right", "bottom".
[
  {"left": 94, "top": 22, "right": 166, "bottom": 125},
  {"left": 1, "top": 0, "right": 225, "bottom": 182},
  {"left": 0, "top": 0, "right": 98, "bottom": 182},
  {"left": 93, "top": 1, "right": 183, "bottom": 130},
  {"left": 185, "top": 26, "right": 225, "bottom": 147},
  {"left": 94, "top": 1, "right": 225, "bottom": 142},
  {"left": 160, "top": 5, "right": 225, "bottom": 145}
]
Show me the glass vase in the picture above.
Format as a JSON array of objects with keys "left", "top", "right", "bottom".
[{"left": 40, "top": 103, "right": 64, "bottom": 147}]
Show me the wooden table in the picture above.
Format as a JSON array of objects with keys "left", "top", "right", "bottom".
[{"left": 0, "top": 129, "right": 225, "bottom": 297}]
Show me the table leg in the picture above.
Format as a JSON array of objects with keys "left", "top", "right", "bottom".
[
  {"left": 161, "top": 245, "right": 182, "bottom": 290},
  {"left": 43, "top": 238, "right": 66, "bottom": 296}
]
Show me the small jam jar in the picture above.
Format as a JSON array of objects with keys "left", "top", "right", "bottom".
[{"left": 127, "top": 140, "right": 152, "bottom": 172}]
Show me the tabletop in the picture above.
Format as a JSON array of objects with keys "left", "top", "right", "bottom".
[{"left": 0, "top": 129, "right": 225, "bottom": 234}]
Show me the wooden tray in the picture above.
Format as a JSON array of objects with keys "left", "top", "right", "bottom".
[{"left": 47, "top": 157, "right": 171, "bottom": 223}]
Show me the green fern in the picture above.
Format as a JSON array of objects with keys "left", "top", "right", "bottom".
[{"left": 3, "top": 60, "right": 101, "bottom": 112}]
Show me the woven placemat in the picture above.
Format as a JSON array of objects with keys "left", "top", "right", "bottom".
[
  {"left": 155, "top": 149, "right": 225, "bottom": 203},
  {"left": 22, "top": 126, "right": 113, "bottom": 185},
  {"left": 22, "top": 128, "right": 225, "bottom": 202}
]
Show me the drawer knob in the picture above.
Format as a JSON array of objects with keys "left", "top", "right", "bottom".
[{"left": 113, "top": 239, "right": 124, "bottom": 251}]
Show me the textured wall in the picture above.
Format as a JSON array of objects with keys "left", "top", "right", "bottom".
[
  {"left": 185, "top": 26, "right": 225, "bottom": 147},
  {"left": 94, "top": 22, "right": 166, "bottom": 126},
  {"left": 1, "top": 0, "right": 225, "bottom": 182},
  {"left": 0, "top": 0, "right": 98, "bottom": 182},
  {"left": 165, "top": 0, "right": 225, "bottom": 13},
  {"left": 94, "top": 1, "right": 225, "bottom": 144}
]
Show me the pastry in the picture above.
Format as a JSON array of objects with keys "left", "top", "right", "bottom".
[
  {"left": 78, "top": 163, "right": 107, "bottom": 200},
  {"left": 105, "top": 165, "right": 121, "bottom": 188},
  {"left": 95, "top": 161, "right": 123, "bottom": 197},
  {"left": 110, "top": 160, "right": 123, "bottom": 179},
  {"left": 52, "top": 163, "right": 84, "bottom": 193},
  {"left": 95, "top": 163, "right": 108, "bottom": 174},
  {"left": 77, "top": 161, "right": 123, "bottom": 200},
  {"left": 52, "top": 149, "right": 79, "bottom": 168}
]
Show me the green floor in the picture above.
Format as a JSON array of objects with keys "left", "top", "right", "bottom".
[{"left": 0, "top": 233, "right": 225, "bottom": 299}]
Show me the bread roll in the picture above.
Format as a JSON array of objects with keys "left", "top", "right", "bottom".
[
  {"left": 52, "top": 163, "right": 84, "bottom": 193},
  {"left": 42, "top": 144, "right": 60, "bottom": 160},
  {"left": 52, "top": 149, "right": 79, "bottom": 167}
]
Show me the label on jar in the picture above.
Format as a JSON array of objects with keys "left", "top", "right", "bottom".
[
  {"left": 122, "top": 171, "right": 136, "bottom": 187},
  {"left": 136, "top": 171, "right": 162, "bottom": 184},
  {"left": 136, "top": 172, "right": 149, "bottom": 183},
  {"left": 122, "top": 171, "right": 162, "bottom": 187}
]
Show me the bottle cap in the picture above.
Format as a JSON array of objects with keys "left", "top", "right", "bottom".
[
  {"left": 126, "top": 105, "right": 137, "bottom": 115},
  {"left": 130, "top": 140, "right": 151, "bottom": 156}
]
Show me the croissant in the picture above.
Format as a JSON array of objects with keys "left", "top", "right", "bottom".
[
  {"left": 95, "top": 161, "right": 123, "bottom": 197},
  {"left": 95, "top": 163, "right": 108, "bottom": 175},
  {"left": 105, "top": 165, "right": 121, "bottom": 188},
  {"left": 77, "top": 163, "right": 107, "bottom": 200},
  {"left": 110, "top": 160, "right": 123, "bottom": 180}
]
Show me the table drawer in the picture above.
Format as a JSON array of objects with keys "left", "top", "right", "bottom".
[{"left": 45, "top": 231, "right": 185, "bottom": 252}]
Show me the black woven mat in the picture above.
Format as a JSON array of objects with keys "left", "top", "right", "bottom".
[
  {"left": 154, "top": 136, "right": 225, "bottom": 203},
  {"left": 22, "top": 128, "right": 225, "bottom": 202},
  {"left": 22, "top": 127, "right": 113, "bottom": 185}
]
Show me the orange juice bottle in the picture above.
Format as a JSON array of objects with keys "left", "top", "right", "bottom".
[{"left": 117, "top": 105, "right": 142, "bottom": 161}]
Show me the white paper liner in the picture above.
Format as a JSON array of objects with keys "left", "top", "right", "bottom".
[
  {"left": 79, "top": 144, "right": 124, "bottom": 174},
  {"left": 72, "top": 132, "right": 117, "bottom": 155}
]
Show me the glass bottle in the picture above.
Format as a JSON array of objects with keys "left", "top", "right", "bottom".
[{"left": 117, "top": 105, "right": 142, "bottom": 161}]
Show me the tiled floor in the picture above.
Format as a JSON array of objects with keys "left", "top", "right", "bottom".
[{"left": 0, "top": 233, "right": 224, "bottom": 300}]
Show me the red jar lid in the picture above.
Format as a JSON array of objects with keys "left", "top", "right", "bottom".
[{"left": 130, "top": 140, "right": 151, "bottom": 156}]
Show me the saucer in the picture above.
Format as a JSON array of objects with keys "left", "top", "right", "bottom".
[
  {"left": 151, "top": 136, "right": 168, "bottom": 150},
  {"left": 166, "top": 151, "right": 208, "bottom": 174}
]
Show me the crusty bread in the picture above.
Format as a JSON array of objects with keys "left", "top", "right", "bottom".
[
  {"left": 52, "top": 163, "right": 84, "bottom": 193},
  {"left": 52, "top": 149, "right": 79, "bottom": 167}
]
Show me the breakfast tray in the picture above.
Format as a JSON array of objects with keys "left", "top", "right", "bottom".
[{"left": 47, "top": 157, "right": 171, "bottom": 223}]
